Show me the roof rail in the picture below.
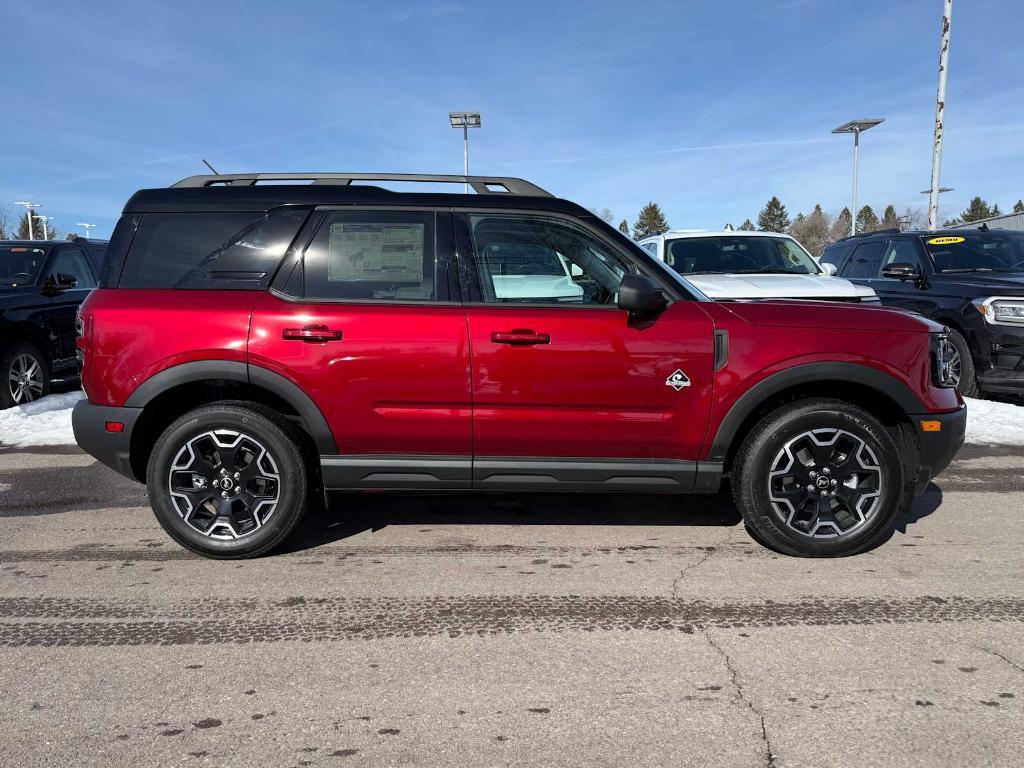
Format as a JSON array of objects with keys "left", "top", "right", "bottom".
[
  {"left": 171, "top": 172, "right": 552, "bottom": 197},
  {"left": 836, "top": 227, "right": 902, "bottom": 243}
]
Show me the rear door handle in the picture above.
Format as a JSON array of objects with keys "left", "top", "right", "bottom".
[
  {"left": 283, "top": 324, "right": 343, "bottom": 343},
  {"left": 491, "top": 329, "right": 550, "bottom": 345}
]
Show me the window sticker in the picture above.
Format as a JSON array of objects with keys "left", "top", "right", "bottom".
[
  {"left": 327, "top": 223, "right": 424, "bottom": 282},
  {"left": 926, "top": 236, "right": 965, "bottom": 245}
]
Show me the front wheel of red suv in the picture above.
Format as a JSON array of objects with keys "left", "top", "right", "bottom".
[
  {"left": 146, "top": 402, "right": 308, "bottom": 559},
  {"left": 731, "top": 398, "right": 908, "bottom": 557}
]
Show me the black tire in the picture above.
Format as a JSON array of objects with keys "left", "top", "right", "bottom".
[
  {"left": 731, "top": 398, "right": 909, "bottom": 558},
  {"left": 0, "top": 341, "right": 50, "bottom": 409},
  {"left": 946, "top": 328, "right": 979, "bottom": 398},
  {"left": 146, "top": 401, "right": 308, "bottom": 559}
]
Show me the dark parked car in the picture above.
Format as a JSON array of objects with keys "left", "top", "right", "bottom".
[
  {"left": 821, "top": 228, "right": 1024, "bottom": 398},
  {"left": 73, "top": 172, "right": 964, "bottom": 560},
  {"left": 0, "top": 237, "right": 107, "bottom": 407}
]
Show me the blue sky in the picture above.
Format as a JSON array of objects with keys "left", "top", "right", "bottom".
[{"left": 2, "top": 0, "right": 1022, "bottom": 238}]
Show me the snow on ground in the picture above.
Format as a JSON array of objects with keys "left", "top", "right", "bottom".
[
  {"left": 0, "top": 391, "right": 1022, "bottom": 449},
  {"left": 962, "top": 397, "right": 1024, "bottom": 446},
  {"left": 0, "top": 391, "right": 85, "bottom": 448}
]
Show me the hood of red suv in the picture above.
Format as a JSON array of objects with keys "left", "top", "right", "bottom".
[{"left": 718, "top": 299, "right": 945, "bottom": 333}]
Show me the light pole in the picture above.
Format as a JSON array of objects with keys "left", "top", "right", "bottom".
[
  {"left": 928, "top": 0, "right": 954, "bottom": 230},
  {"left": 37, "top": 216, "right": 53, "bottom": 240},
  {"left": 449, "top": 111, "right": 481, "bottom": 192},
  {"left": 77, "top": 222, "right": 97, "bottom": 239},
  {"left": 832, "top": 119, "right": 884, "bottom": 236},
  {"left": 14, "top": 201, "right": 40, "bottom": 240}
]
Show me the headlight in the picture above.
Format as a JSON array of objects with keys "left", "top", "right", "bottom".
[
  {"left": 973, "top": 297, "right": 1024, "bottom": 326},
  {"left": 931, "top": 333, "right": 956, "bottom": 388}
]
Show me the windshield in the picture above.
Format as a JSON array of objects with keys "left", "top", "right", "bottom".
[
  {"left": 664, "top": 236, "right": 820, "bottom": 275},
  {"left": 923, "top": 231, "right": 1024, "bottom": 273},
  {"left": 0, "top": 246, "right": 48, "bottom": 286}
]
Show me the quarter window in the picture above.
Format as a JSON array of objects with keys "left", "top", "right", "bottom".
[
  {"left": 303, "top": 211, "right": 437, "bottom": 302},
  {"left": 469, "top": 214, "right": 633, "bottom": 305}
]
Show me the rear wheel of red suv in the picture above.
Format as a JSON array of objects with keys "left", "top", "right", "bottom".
[
  {"left": 732, "top": 398, "right": 907, "bottom": 557},
  {"left": 146, "top": 402, "right": 308, "bottom": 558}
]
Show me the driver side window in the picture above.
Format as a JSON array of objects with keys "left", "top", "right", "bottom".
[
  {"left": 468, "top": 214, "right": 633, "bottom": 305},
  {"left": 47, "top": 249, "right": 96, "bottom": 289}
]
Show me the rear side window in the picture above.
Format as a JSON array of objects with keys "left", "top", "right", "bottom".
[
  {"left": 118, "top": 208, "right": 308, "bottom": 289},
  {"left": 302, "top": 210, "right": 437, "bottom": 302}
]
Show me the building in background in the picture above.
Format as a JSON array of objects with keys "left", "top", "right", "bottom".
[{"left": 949, "top": 211, "right": 1024, "bottom": 232}]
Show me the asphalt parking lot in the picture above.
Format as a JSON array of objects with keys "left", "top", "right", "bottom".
[{"left": 1, "top": 441, "right": 1022, "bottom": 768}]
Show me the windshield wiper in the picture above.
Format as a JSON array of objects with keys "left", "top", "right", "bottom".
[
  {"left": 939, "top": 267, "right": 997, "bottom": 273},
  {"left": 731, "top": 267, "right": 806, "bottom": 274}
]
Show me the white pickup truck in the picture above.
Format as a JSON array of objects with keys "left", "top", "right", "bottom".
[{"left": 636, "top": 229, "right": 879, "bottom": 303}]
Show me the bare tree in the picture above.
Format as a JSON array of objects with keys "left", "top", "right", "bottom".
[
  {"left": 0, "top": 201, "right": 12, "bottom": 239},
  {"left": 588, "top": 207, "right": 615, "bottom": 224}
]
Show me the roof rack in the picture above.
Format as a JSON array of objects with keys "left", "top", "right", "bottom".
[
  {"left": 836, "top": 227, "right": 902, "bottom": 243},
  {"left": 171, "top": 172, "right": 552, "bottom": 197}
]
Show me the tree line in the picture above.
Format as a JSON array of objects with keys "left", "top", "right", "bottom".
[
  {"left": 0, "top": 204, "right": 67, "bottom": 240},
  {"left": 601, "top": 196, "right": 1024, "bottom": 258}
]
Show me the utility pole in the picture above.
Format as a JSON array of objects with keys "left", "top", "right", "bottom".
[
  {"left": 449, "top": 112, "right": 481, "bottom": 192},
  {"left": 77, "top": 222, "right": 97, "bottom": 238},
  {"left": 38, "top": 216, "right": 52, "bottom": 240},
  {"left": 831, "top": 119, "right": 884, "bottom": 236},
  {"left": 928, "top": 0, "right": 953, "bottom": 231},
  {"left": 14, "top": 201, "right": 40, "bottom": 240}
]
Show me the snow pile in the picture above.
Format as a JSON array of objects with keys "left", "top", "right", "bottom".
[
  {"left": 963, "top": 397, "right": 1024, "bottom": 446},
  {"left": 0, "top": 391, "right": 1022, "bottom": 450},
  {"left": 0, "top": 391, "right": 85, "bottom": 448}
]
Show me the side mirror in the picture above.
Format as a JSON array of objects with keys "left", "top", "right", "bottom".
[
  {"left": 617, "top": 274, "right": 668, "bottom": 316},
  {"left": 820, "top": 262, "right": 838, "bottom": 276},
  {"left": 881, "top": 262, "right": 919, "bottom": 281},
  {"left": 42, "top": 273, "right": 78, "bottom": 295}
]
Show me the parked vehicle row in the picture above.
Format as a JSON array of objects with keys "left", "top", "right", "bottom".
[
  {"left": 72, "top": 173, "right": 965, "bottom": 560},
  {"left": 0, "top": 238, "right": 108, "bottom": 407}
]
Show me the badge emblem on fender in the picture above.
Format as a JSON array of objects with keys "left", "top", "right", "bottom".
[{"left": 665, "top": 369, "right": 691, "bottom": 391}]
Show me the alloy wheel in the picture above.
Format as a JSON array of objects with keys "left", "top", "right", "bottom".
[
  {"left": 944, "top": 339, "right": 962, "bottom": 389},
  {"left": 8, "top": 353, "right": 44, "bottom": 404},
  {"left": 168, "top": 429, "right": 281, "bottom": 540},
  {"left": 767, "top": 428, "right": 884, "bottom": 539}
]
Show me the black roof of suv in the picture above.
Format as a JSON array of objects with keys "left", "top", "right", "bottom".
[{"left": 821, "top": 227, "right": 1024, "bottom": 398}]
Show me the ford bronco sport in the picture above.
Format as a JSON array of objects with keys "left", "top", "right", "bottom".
[{"left": 73, "top": 173, "right": 965, "bottom": 559}]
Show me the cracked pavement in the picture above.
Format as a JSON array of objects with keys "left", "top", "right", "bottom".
[{"left": 1, "top": 442, "right": 1022, "bottom": 767}]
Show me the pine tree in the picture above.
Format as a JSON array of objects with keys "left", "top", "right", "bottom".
[
  {"left": 855, "top": 205, "right": 879, "bottom": 233},
  {"left": 880, "top": 204, "right": 900, "bottom": 230},
  {"left": 960, "top": 197, "right": 994, "bottom": 223},
  {"left": 756, "top": 197, "right": 790, "bottom": 233},
  {"left": 992, "top": 204, "right": 1002, "bottom": 217},
  {"left": 17, "top": 211, "right": 54, "bottom": 240},
  {"left": 632, "top": 203, "right": 670, "bottom": 240},
  {"left": 1014, "top": 200, "right": 1024, "bottom": 214},
  {"left": 738, "top": 219, "right": 755, "bottom": 231},
  {"left": 790, "top": 204, "right": 831, "bottom": 257},
  {"left": 830, "top": 207, "right": 853, "bottom": 241},
  {"left": 618, "top": 219, "right": 630, "bottom": 235}
]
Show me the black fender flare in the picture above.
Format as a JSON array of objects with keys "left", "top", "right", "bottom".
[
  {"left": 707, "top": 362, "right": 925, "bottom": 463},
  {"left": 125, "top": 360, "right": 337, "bottom": 454}
]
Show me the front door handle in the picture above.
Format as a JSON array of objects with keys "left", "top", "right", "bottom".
[
  {"left": 491, "top": 329, "right": 550, "bottom": 345},
  {"left": 283, "top": 324, "right": 343, "bottom": 343}
]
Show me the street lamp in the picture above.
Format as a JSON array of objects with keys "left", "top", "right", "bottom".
[
  {"left": 449, "top": 111, "right": 481, "bottom": 192},
  {"left": 37, "top": 216, "right": 53, "bottom": 240},
  {"left": 14, "top": 201, "right": 40, "bottom": 240},
  {"left": 832, "top": 118, "right": 884, "bottom": 236},
  {"left": 77, "top": 222, "right": 97, "bottom": 239}
]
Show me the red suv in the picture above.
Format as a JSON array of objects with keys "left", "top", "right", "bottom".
[{"left": 73, "top": 173, "right": 965, "bottom": 559}]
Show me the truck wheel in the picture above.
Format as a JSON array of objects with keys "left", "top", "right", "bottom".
[
  {"left": 732, "top": 398, "right": 907, "bottom": 557},
  {"left": 945, "top": 329, "right": 978, "bottom": 398},
  {"left": 146, "top": 402, "right": 308, "bottom": 559},
  {"left": 1, "top": 342, "right": 49, "bottom": 409}
]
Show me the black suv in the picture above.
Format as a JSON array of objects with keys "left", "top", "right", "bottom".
[
  {"left": 821, "top": 227, "right": 1024, "bottom": 398},
  {"left": 0, "top": 237, "right": 107, "bottom": 407}
]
